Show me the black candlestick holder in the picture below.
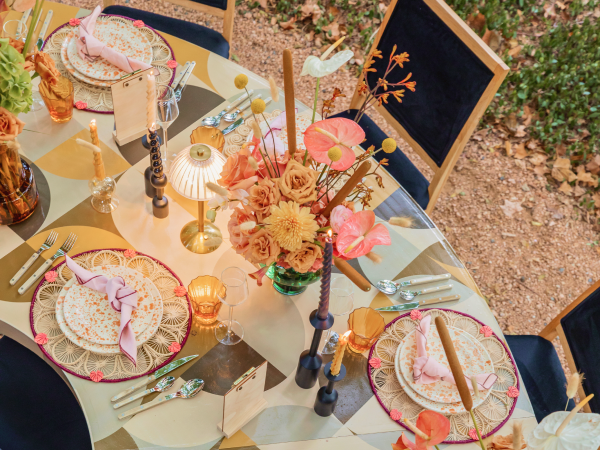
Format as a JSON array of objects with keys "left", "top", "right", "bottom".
[
  {"left": 295, "top": 309, "right": 334, "bottom": 389},
  {"left": 149, "top": 134, "right": 169, "bottom": 219},
  {"left": 141, "top": 131, "right": 162, "bottom": 149},
  {"left": 314, "top": 361, "right": 346, "bottom": 417}
]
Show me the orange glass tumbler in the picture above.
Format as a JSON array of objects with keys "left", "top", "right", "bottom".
[
  {"left": 40, "top": 78, "right": 74, "bottom": 123},
  {"left": 188, "top": 275, "right": 226, "bottom": 325},
  {"left": 347, "top": 307, "right": 385, "bottom": 353}
]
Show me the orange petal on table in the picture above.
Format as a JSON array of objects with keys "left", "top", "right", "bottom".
[
  {"left": 415, "top": 411, "right": 451, "bottom": 447},
  {"left": 392, "top": 433, "right": 418, "bottom": 450}
]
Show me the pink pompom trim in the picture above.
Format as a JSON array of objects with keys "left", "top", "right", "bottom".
[
  {"left": 45, "top": 271, "right": 58, "bottom": 282},
  {"left": 69, "top": 18, "right": 81, "bottom": 26},
  {"left": 75, "top": 101, "right": 87, "bottom": 110},
  {"left": 468, "top": 429, "right": 478, "bottom": 440},
  {"left": 168, "top": 342, "right": 181, "bottom": 353},
  {"left": 34, "top": 333, "right": 48, "bottom": 345},
  {"left": 507, "top": 386, "right": 520, "bottom": 398},
  {"left": 167, "top": 60, "right": 178, "bottom": 69},
  {"left": 410, "top": 309, "right": 422, "bottom": 321},
  {"left": 174, "top": 286, "right": 187, "bottom": 297},
  {"left": 123, "top": 249, "right": 137, "bottom": 258},
  {"left": 390, "top": 409, "right": 402, "bottom": 421},
  {"left": 133, "top": 20, "right": 144, "bottom": 28},
  {"left": 369, "top": 357, "right": 382, "bottom": 369},
  {"left": 90, "top": 371, "right": 104, "bottom": 382},
  {"left": 480, "top": 325, "right": 493, "bottom": 337}
]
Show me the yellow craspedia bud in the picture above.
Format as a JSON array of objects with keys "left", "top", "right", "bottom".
[
  {"left": 382, "top": 138, "right": 396, "bottom": 153},
  {"left": 251, "top": 98, "right": 266, "bottom": 114},
  {"left": 327, "top": 146, "right": 343, "bottom": 162},
  {"left": 234, "top": 74, "right": 248, "bottom": 89}
]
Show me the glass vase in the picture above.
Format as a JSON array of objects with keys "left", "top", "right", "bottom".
[
  {"left": 0, "top": 142, "right": 39, "bottom": 225},
  {"left": 266, "top": 264, "right": 322, "bottom": 296}
]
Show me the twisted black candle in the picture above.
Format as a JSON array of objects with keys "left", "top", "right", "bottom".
[
  {"left": 149, "top": 128, "right": 169, "bottom": 219},
  {"left": 144, "top": 129, "right": 159, "bottom": 197},
  {"left": 317, "top": 234, "right": 333, "bottom": 320}
]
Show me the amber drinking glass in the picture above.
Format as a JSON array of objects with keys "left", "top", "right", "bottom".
[
  {"left": 40, "top": 78, "right": 74, "bottom": 123},
  {"left": 188, "top": 275, "right": 226, "bottom": 325},
  {"left": 347, "top": 307, "right": 385, "bottom": 353}
]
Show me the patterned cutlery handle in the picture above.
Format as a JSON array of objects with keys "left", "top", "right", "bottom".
[
  {"left": 118, "top": 394, "right": 175, "bottom": 419},
  {"left": 113, "top": 387, "right": 154, "bottom": 409},
  {"left": 420, "top": 294, "right": 460, "bottom": 306},
  {"left": 420, "top": 284, "right": 453, "bottom": 295},
  {"left": 18, "top": 258, "right": 54, "bottom": 294},
  {"left": 10, "top": 252, "right": 41, "bottom": 285},
  {"left": 409, "top": 273, "right": 451, "bottom": 286},
  {"left": 111, "top": 375, "right": 153, "bottom": 402}
]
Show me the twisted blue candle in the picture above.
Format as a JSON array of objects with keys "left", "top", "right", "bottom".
[{"left": 317, "top": 234, "right": 333, "bottom": 320}]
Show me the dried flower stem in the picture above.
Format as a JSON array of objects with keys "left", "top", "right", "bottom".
[
  {"left": 312, "top": 77, "right": 320, "bottom": 124},
  {"left": 469, "top": 410, "right": 486, "bottom": 450},
  {"left": 244, "top": 88, "right": 278, "bottom": 178}
]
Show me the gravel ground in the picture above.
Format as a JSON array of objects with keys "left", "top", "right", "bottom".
[{"left": 56, "top": 0, "right": 600, "bottom": 373}]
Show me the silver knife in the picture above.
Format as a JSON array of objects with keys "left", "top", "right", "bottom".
[
  {"left": 111, "top": 355, "right": 199, "bottom": 402},
  {"left": 226, "top": 89, "right": 254, "bottom": 111},
  {"left": 222, "top": 117, "right": 243, "bottom": 135},
  {"left": 374, "top": 294, "right": 460, "bottom": 312},
  {"left": 174, "top": 61, "right": 196, "bottom": 101},
  {"left": 171, "top": 61, "right": 190, "bottom": 92},
  {"left": 36, "top": 10, "right": 53, "bottom": 50}
]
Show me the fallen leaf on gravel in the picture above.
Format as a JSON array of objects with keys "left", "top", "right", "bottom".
[
  {"left": 593, "top": 193, "right": 600, "bottom": 208},
  {"left": 558, "top": 181, "right": 572, "bottom": 195},
  {"left": 515, "top": 125, "right": 527, "bottom": 138},
  {"left": 257, "top": 0, "right": 267, "bottom": 8},
  {"left": 544, "top": 1, "right": 557, "bottom": 18},
  {"left": 467, "top": 13, "right": 486, "bottom": 32},
  {"left": 573, "top": 185, "right": 586, "bottom": 197},
  {"left": 486, "top": 30, "right": 502, "bottom": 52},
  {"left": 586, "top": 155, "right": 600, "bottom": 175},
  {"left": 322, "top": 21, "right": 340, "bottom": 40},
  {"left": 505, "top": 141, "right": 512, "bottom": 156},
  {"left": 526, "top": 139, "right": 538, "bottom": 150},
  {"left": 529, "top": 153, "right": 548, "bottom": 166},
  {"left": 508, "top": 45, "right": 522, "bottom": 57},
  {"left": 500, "top": 199, "right": 524, "bottom": 218},
  {"left": 523, "top": 106, "right": 533, "bottom": 127},
  {"left": 514, "top": 143, "right": 528, "bottom": 159},
  {"left": 505, "top": 113, "right": 518, "bottom": 133},
  {"left": 280, "top": 17, "right": 296, "bottom": 30},
  {"left": 515, "top": 159, "right": 527, "bottom": 169},
  {"left": 576, "top": 165, "right": 599, "bottom": 187},
  {"left": 552, "top": 158, "right": 577, "bottom": 182},
  {"left": 533, "top": 165, "right": 550, "bottom": 176}
]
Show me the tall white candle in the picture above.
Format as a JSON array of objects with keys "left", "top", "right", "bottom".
[{"left": 147, "top": 73, "right": 156, "bottom": 130}]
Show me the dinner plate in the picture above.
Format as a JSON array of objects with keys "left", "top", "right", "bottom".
[
  {"left": 246, "top": 114, "right": 312, "bottom": 154},
  {"left": 397, "top": 324, "right": 494, "bottom": 404},
  {"left": 55, "top": 267, "right": 163, "bottom": 354},
  {"left": 66, "top": 19, "right": 152, "bottom": 81},
  {"left": 60, "top": 31, "right": 113, "bottom": 88}
]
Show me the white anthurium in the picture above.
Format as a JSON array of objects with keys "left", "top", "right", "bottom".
[
  {"left": 301, "top": 49, "right": 354, "bottom": 77},
  {"left": 528, "top": 411, "right": 600, "bottom": 450},
  {"left": 207, "top": 189, "right": 248, "bottom": 211}
]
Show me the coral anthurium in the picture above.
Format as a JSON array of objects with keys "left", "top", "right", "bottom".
[
  {"left": 303, "top": 117, "right": 364, "bottom": 170},
  {"left": 392, "top": 411, "right": 450, "bottom": 450},
  {"left": 336, "top": 210, "right": 391, "bottom": 259}
]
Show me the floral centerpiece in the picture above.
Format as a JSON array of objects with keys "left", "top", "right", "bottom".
[{"left": 207, "top": 45, "right": 416, "bottom": 294}]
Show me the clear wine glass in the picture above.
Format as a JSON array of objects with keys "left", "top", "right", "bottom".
[
  {"left": 156, "top": 84, "right": 179, "bottom": 172},
  {"left": 321, "top": 277, "right": 354, "bottom": 354},
  {"left": 215, "top": 267, "right": 249, "bottom": 346}
]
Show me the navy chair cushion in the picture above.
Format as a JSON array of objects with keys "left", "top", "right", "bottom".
[
  {"left": 102, "top": 6, "right": 230, "bottom": 59},
  {"left": 0, "top": 336, "right": 92, "bottom": 450},
  {"left": 505, "top": 334, "right": 574, "bottom": 422},
  {"left": 330, "top": 109, "right": 430, "bottom": 210},
  {"left": 560, "top": 287, "right": 600, "bottom": 412}
]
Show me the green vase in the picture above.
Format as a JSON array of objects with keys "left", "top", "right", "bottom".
[{"left": 265, "top": 264, "right": 322, "bottom": 296}]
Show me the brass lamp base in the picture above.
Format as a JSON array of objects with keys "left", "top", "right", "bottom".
[{"left": 180, "top": 220, "right": 223, "bottom": 254}]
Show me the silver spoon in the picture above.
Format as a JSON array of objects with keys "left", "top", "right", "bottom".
[
  {"left": 202, "top": 109, "right": 227, "bottom": 126},
  {"left": 376, "top": 273, "right": 451, "bottom": 295},
  {"left": 398, "top": 284, "right": 453, "bottom": 301},
  {"left": 113, "top": 376, "right": 176, "bottom": 409},
  {"left": 223, "top": 94, "right": 262, "bottom": 122},
  {"left": 119, "top": 378, "right": 205, "bottom": 419}
]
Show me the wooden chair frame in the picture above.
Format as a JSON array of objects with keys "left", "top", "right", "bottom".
[
  {"left": 102, "top": 0, "right": 235, "bottom": 56},
  {"left": 538, "top": 280, "right": 600, "bottom": 413},
  {"left": 349, "top": 0, "right": 509, "bottom": 215}
]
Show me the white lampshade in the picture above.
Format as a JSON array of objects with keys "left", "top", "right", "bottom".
[{"left": 169, "top": 144, "right": 227, "bottom": 201}]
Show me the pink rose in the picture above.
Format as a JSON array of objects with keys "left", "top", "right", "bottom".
[
  {"left": 168, "top": 342, "right": 181, "bottom": 353},
  {"left": 285, "top": 242, "right": 323, "bottom": 273},
  {"left": 218, "top": 147, "right": 258, "bottom": 191},
  {"left": 34, "top": 333, "right": 48, "bottom": 345},
  {"left": 480, "top": 325, "right": 493, "bottom": 337},
  {"left": 390, "top": 409, "right": 402, "bottom": 421},
  {"left": 410, "top": 309, "right": 422, "bottom": 321},
  {"left": 133, "top": 20, "right": 144, "bottom": 28},
  {"left": 167, "top": 60, "right": 178, "bottom": 69},
  {"left": 468, "top": 429, "right": 478, "bottom": 440},
  {"left": 507, "top": 386, "right": 519, "bottom": 398},
  {"left": 75, "top": 101, "right": 87, "bottom": 110},
  {"left": 330, "top": 205, "right": 353, "bottom": 233},
  {"left": 45, "top": 271, "right": 58, "bottom": 282},
  {"left": 90, "top": 371, "right": 104, "bottom": 382},
  {"left": 369, "top": 357, "right": 381, "bottom": 369},
  {"left": 174, "top": 286, "right": 187, "bottom": 297},
  {"left": 69, "top": 18, "right": 81, "bottom": 26},
  {"left": 228, "top": 206, "right": 257, "bottom": 255},
  {"left": 0, "top": 107, "right": 25, "bottom": 141},
  {"left": 124, "top": 249, "right": 137, "bottom": 258}
]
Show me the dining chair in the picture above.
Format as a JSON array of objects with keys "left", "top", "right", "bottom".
[
  {"left": 0, "top": 336, "right": 92, "bottom": 450},
  {"left": 504, "top": 280, "right": 600, "bottom": 422},
  {"left": 331, "top": 0, "right": 509, "bottom": 214},
  {"left": 102, "top": 0, "right": 234, "bottom": 59}
]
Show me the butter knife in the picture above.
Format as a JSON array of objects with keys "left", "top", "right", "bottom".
[
  {"left": 226, "top": 89, "right": 254, "bottom": 111},
  {"left": 174, "top": 61, "right": 196, "bottom": 101},
  {"left": 171, "top": 61, "right": 190, "bottom": 92},
  {"left": 36, "top": 10, "right": 53, "bottom": 50},
  {"left": 374, "top": 294, "right": 460, "bottom": 312},
  {"left": 111, "top": 355, "right": 199, "bottom": 402},
  {"left": 223, "top": 96, "right": 272, "bottom": 135}
]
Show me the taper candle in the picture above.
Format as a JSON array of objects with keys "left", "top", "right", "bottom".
[
  {"left": 317, "top": 230, "right": 333, "bottom": 320},
  {"left": 283, "top": 49, "right": 297, "bottom": 158},
  {"left": 147, "top": 73, "right": 156, "bottom": 131},
  {"left": 330, "top": 330, "right": 351, "bottom": 376},
  {"left": 89, "top": 119, "right": 99, "bottom": 146},
  {"left": 76, "top": 138, "right": 105, "bottom": 179}
]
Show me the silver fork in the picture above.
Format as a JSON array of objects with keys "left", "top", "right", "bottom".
[
  {"left": 18, "top": 233, "right": 77, "bottom": 295},
  {"left": 10, "top": 231, "right": 58, "bottom": 286}
]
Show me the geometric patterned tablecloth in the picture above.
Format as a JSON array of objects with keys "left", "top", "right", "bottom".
[{"left": 1, "top": 4, "right": 536, "bottom": 449}]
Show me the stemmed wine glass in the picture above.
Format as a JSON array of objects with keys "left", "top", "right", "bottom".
[
  {"left": 156, "top": 84, "right": 180, "bottom": 172},
  {"left": 215, "top": 267, "right": 249, "bottom": 346},
  {"left": 321, "top": 277, "right": 354, "bottom": 354}
]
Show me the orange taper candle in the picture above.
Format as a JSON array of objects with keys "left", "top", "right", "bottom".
[
  {"left": 331, "top": 330, "right": 351, "bottom": 376},
  {"left": 89, "top": 119, "right": 99, "bottom": 146}
]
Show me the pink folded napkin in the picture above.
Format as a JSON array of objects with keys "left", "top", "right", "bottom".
[
  {"left": 66, "top": 255, "right": 138, "bottom": 366},
  {"left": 76, "top": 6, "right": 154, "bottom": 75},
  {"left": 413, "top": 315, "right": 497, "bottom": 391}
]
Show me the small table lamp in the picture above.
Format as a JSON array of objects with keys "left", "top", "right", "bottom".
[{"left": 170, "top": 144, "right": 227, "bottom": 254}]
